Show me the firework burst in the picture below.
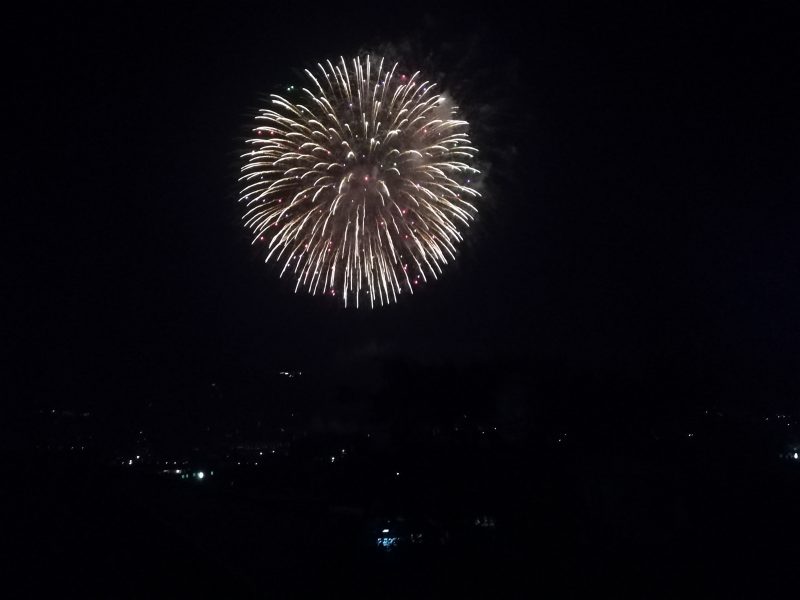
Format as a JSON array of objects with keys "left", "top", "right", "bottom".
[{"left": 240, "top": 55, "right": 481, "bottom": 307}]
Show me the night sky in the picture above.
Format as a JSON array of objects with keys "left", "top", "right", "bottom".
[{"left": 10, "top": 4, "right": 799, "bottom": 415}]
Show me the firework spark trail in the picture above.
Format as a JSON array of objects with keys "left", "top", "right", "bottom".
[{"left": 240, "top": 55, "right": 481, "bottom": 307}]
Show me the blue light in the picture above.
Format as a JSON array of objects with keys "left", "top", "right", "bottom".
[{"left": 377, "top": 537, "right": 398, "bottom": 549}]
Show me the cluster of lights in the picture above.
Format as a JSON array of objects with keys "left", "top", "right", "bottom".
[
  {"left": 764, "top": 414, "right": 796, "bottom": 426},
  {"left": 474, "top": 515, "right": 496, "bottom": 529},
  {"left": 122, "top": 455, "right": 143, "bottom": 466},
  {"left": 377, "top": 525, "right": 398, "bottom": 550},
  {"left": 376, "top": 536, "right": 398, "bottom": 549},
  {"left": 376, "top": 523, "right": 427, "bottom": 549},
  {"left": 278, "top": 370, "right": 302, "bottom": 378},
  {"left": 177, "top": 470, "right": 213, "bottom": 481}
]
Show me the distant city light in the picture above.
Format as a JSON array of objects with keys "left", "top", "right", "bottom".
[
  {"left": 377, "top": 537, "right": 398, "bottom": 549},
  {"left": 382, "top": 528, "right": 390, "bottom": 533},
  {"left": 197, "top": 471, "right": 205, "bottom": 479},
  {"left": 794, "top": 452, "right": 798, "bottom": 460}
]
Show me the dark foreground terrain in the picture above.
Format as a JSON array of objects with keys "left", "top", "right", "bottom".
[{"left": 6, "top": 418, "right": 799, "bottom": 599}]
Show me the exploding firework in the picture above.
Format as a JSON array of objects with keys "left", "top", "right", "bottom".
[{"left": 239, "top": 55, "right": 481, "bottom": 307}]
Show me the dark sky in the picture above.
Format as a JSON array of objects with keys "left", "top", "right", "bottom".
[{"left": 10, "top": 4, "right": 799, "bottom": 412}]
